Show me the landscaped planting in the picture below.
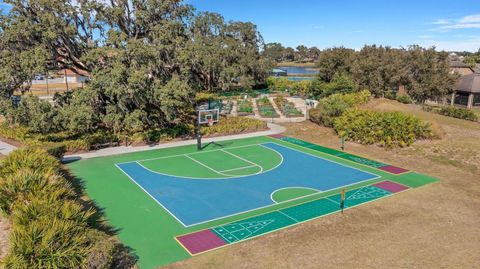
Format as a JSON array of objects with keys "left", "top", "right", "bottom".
[
  {"left": 256, "top": 96, "right": 279, "bottom": 118},
  {"left": 334, "top": 108, "right": 434, "bottom": 148},
  {"left": 237, "top": 99, "right": 254, "bottom": 115},
  {"left": 201, "top": 116, "right": 267, "bottom": 137},
  {"left": 273, "top": 96, "right": 303, "bottom": 117},
  {"left": 0, "top": 148, "right": 135, "bottom": 268}
]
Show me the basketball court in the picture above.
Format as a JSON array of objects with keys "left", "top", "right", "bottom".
[{"left": 68, "top": 134, "right": 439, "bottom": 268}]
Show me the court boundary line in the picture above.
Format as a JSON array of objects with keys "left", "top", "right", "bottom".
[
  {"left": 116, "top": 142, "right": 381, "bottom": 227},
  {"left": 270, "top": 186, "right": 321, "bottom": 204},
  {"left": 116, "top": 143, "right": 263, "bottom": 165},
  {"left": 219, "top": 165, "right": 258, "bottom": 173},
  {"left": 274, "top": 137, "right": 413, "bottom": 176},
  {"left": 221, "top": 149, "right": 264, "bottom": 173},
  {"left": 127, "top": 144, "right": 284, "bottom": 180},
  {"left": 176, "top": 182, "right": 411, "bottom": 256},
  {"left": 183, "top": 155, "right": 232, "bottom": 177}
]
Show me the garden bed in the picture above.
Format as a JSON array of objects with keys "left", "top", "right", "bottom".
[
  {"left": 256, "top": 97, "right": 279, "bottom": 118},
  {"left": 273, "top": 96, "right": 304, "bottom": 118},
  {"left": 236, "top": 99, "right": 255, "bottom": 116}
]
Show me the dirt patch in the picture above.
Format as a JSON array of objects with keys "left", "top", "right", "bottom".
[
  {"left": 165, "top": 99, "right": 480, "bottom": 269},
  {"left": 0, "top": 215, "right": 11, "bottom": 261}
]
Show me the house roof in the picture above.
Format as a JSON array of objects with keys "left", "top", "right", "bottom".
[
  {"left": 450, "top": 60, "right": 470, "bottom": 68},
  {"left": 457, "top": 73, "right": 480, "bottom": 93}
]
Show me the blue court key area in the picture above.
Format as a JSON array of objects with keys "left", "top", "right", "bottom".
[{"left": 117, "top": 143, "right": 378, "bottom": 226}]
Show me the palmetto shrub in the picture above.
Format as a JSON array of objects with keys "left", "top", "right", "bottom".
[
  {"left": 0, "top": 169, "right": 75, "bottom": 215},
  {"left": 0, "top": 148, "right": 136, "bottom": 268},
  {"left": 0, "top": 148, "right": 60, "bottom": 177},
  {"left": 334, "top": 108, "right": 433, "bottom": 148}
]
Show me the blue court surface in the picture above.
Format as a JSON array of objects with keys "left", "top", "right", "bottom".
[{"left": 116, "top": 142, "right": 379, "bottom": 226}]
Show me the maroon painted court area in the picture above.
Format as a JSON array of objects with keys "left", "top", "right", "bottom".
[
  {"left": 268, "top": 134, "right": 285, "bottom": 139},
  {"left": 176, "top": 229, "right": 226, "bottom": 255},
  {"left": 378, "top": 165, "right": 409, "bottom": 174},
  {"left": 373, "top": 181, "right": 409, "bottom": 193}
]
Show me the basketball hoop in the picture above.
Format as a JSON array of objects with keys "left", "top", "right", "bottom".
[{"left": 207, "top": 118, "right": 214, "bottom": 127}]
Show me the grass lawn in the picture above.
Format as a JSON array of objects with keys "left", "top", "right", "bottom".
[{"left": 164, "top": 98, "right": 480, "bottom": 269}]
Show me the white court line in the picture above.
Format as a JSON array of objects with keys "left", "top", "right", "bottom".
[
  {"left": 183, "top": 155, "right": 232, "bottom": 177},
  {"left": 220, "top": 165, "right": 257, "bottom": 173},
  {"left": 117, "top": 143, "right": 262, "bottom": 165},
  {"left": 221, "top": 149, "right": 263, "bottom": 173},
  {"left": 277, "top": 210, "right": 299, "bottom": 223},
  {"left": 270, "top": 186, "right": 321, "bottom": 204},
  {"left": 325, "top": 197, "right": 340, "bottom": 205},
  {"left": 116, "top": 142, "right": 379, "bottom": 227}
]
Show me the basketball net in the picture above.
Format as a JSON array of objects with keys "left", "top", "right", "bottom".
[{"left": 207, "top": 118, "right": 214, "bottom": 127}]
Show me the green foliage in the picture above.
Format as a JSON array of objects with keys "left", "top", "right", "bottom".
[
  {"left": 438, "top": 106, "right": 478, "bottom": 121},
  {"left": 274, "top": 96, "right": 303, "bottom": 117},
  {"left": 0, "top": 147, "right": 135, "bottom": 268},
  {"left": 0, "top": 169, "right": 74, "bottom": 215},
  {"left": 237, "top": 99, "right": 254, "bottom": 114},
  {"left": 334, "top": 108, "right": 433, "bottom": 148},
  {"left": 310, "top": 90, "right": 371, "bottom": 127},
  {"left": 396, "top": 94, "right": 414, "bottom": 104},
  {"left": 256, "top": 97, "right": 279, "bottom": 118},
  {"left": 201, "top": 117, "right": 267, "bottom": 136},
  {"left": 3, "top": 95, "right": 58, "bottom": 134},
  {"left": 0, "top": 148, "right": 60, "bottom": 177}
]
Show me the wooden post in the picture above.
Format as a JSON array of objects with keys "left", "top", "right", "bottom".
[
  {"left": 450, "top": 92, "right": 455, "bottom": 106},
  {"left": 467, "top": 93, "right": 474, "bottom": 109}
]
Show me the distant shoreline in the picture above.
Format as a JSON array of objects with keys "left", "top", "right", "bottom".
[{"left": 277, "top": 62, "right": 318, "bottom": 68}]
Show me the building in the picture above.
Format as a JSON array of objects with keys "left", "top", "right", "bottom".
[
  {"left": 450, "top": 60, "right": 475, "bottom": 76},
  {"left": 450, "top": 73, "right": 480, "bottom": 108},
  {"left": 271, "top": 68, "right": 287, "bottom": 77},
  {"left": 57, "top": 68, "right": 90, "bottom": 83}
]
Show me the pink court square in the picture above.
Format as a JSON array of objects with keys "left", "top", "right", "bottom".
[
  {"left": 177, "top": 229, "right": 226, "bottom": 255},
  {"left": 373, "top": 181, "right": 409, "bottom": 193}
]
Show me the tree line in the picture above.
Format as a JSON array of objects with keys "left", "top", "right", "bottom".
[
  {"left": 262, "top": 43, "right": 321, "bottom": 63},
  {"left": 315, "top": 45, "right": 458, "bottom": 103},
  {"left": 0, "top": 0, "right": 272, "bottom": 135}
]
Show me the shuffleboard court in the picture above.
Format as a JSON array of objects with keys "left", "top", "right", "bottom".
[{"left": 68, "top": 135, "right": 439, "bottom": 268}]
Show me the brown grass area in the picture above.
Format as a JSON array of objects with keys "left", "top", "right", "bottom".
[
  {"left": 0, "top": 215, "right": 11, "bottom": 261},
  {"left": 165, "top": 99, "right": 480, "bottom": 269},
  {"left": 14, "top": 83, "right": 84, "bottom": 96}
]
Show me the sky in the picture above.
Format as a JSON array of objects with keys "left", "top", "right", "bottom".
[
  {"left": 188, "top": 0, "right": 480, "bottom": 52},
  {"left": 1, "top": 0, "right": 479, "bottom": 52}
]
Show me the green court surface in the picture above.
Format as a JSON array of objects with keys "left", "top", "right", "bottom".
[{"left": 68, "top": 135, "right": 439, "bottom": 268}]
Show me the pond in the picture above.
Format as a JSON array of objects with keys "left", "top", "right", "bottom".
[
  {"left": 288, "top": 77, "right": 315, "bottom": 81},
  {"left": 278, "top": 66, "right": 319, "bottom": 75}
]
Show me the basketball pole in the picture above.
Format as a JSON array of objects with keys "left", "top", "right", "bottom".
[{"left": 195, "top": 112, "right": 202, "bottom": 151}]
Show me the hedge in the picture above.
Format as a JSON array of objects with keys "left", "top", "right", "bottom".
[
  {"left": 0, "top": 148, "right": 135, "bottom": 268},
  {"left": 438, "top": 106, "right": 478, "bottom": 121},
  {"left": 334, "top": 108, "right": 434, "bottom": 148}
]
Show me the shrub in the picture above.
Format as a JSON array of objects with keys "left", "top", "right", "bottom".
[
  {"left": 0, "top": 169, "right": 74, "bottom": 215},
  {"left": 0, "top": 147, "right": 136, "bottom": 268},
  {"left": 201, "top": 117, "right": 267, "bottom": 137},
  {"left": 0, "top": 148, "right": 60, "bottom": 177},
  {"left": 39, "top": 143, "right": 67, "bottom": 159},
  {"left": 438, "top": 106, "right": 478, "bottom": 121},
  {"left": 396, "top": 94, "right": 414, "bottom": 104},
  {"left": 334, "top": 108, "right": 433, "bottom": 148},
  {"left": 311, "top": 90, "right": 371, "bottom": 127}
]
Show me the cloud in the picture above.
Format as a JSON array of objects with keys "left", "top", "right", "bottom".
[
  {"left": 419, "top": 36, "right": 480, "bottom": 52},
  {"left": 432, "top": 19, "right": 450, "bottom": 25},
  {"left": 459, "top": 14, "right": 480, "bottom": 23},
  {"left": 433, "top": 14, "right": 480, "bottom": 30}
]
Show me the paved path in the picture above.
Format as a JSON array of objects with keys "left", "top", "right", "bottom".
[
  {"left": 0, "top": 140, "right": 17, "bottom": 155},
  {"left": 64, "top": 123, "right": 286, "bottom": 160}
]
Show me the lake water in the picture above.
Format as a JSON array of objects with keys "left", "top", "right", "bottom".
[
  {"left": 288, "top": 77, "right": 315, "bottom": 81},
  {"left": 278, "top": 66, "right": 319, "bottom": 75}
]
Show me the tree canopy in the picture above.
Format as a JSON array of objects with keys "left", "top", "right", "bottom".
[{"left": 0, "top": 0, "right": 270, "bottom": 133}]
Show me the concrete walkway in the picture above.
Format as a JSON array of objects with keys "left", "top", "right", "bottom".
[
  {"left": 0, "top": 140, "right": 17, "bottom": 155},
  {"left": 64, "top": 123, "right": 286, "bottom": 160}
]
